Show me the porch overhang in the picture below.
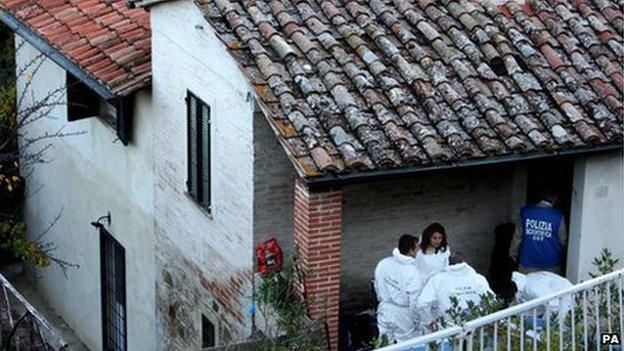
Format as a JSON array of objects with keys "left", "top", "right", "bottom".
[{"left": 303, "top": 143, "right": 623, "bottom": 189}]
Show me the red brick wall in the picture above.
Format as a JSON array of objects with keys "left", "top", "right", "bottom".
[{"left": 293, "top": 179, "right": 342, "bottom": 350}]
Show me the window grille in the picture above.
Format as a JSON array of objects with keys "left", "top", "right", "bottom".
[{"left": 100, "top": 228, "right": 127, "bottom": 351}]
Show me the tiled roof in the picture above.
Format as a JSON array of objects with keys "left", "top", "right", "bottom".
[
  {"left": 0, "top": 0, "right": 151, "bottom": 96},
  {"left": 199, "top": 0, "right": 623, "bottom": 178}
]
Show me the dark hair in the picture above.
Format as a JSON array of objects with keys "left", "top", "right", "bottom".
[
  {"left": 540, "top": 187, "right": 558, "bottom": 205},
  {"left": 398, "top": 234, "right": 418, "bottom": 255},
  {"left": 449, "top": 251, "right": 465, "bottom": 265},
  {"left": 420, "top": 223, "right": 448, "bottom": 253}
]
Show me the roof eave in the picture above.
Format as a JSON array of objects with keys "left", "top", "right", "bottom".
[
  {"left": 303, "top": 143, "right": 623, "bottom": 189},
  {"left": 0, "top": 9, "right": 116, "bottom": 100}
]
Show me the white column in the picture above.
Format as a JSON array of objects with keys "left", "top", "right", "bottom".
[{"left": 567, "top": 151, "right": 623, "bottom": 283}]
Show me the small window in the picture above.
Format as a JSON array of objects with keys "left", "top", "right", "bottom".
[
  {"left": 67, "top": 73, "right": 115, "bottom": 125},
  {"left": 202, "top": 315, "right": 216, "bottom": 348},
  {"left": 100, "top": 228, "right": 127, "bottom": 351},
  {"left": 186, "top": 91, "right": 211, "bottom": 212},
  {"left": 99, "top": 99, "right": 118, "bottom": 128},
  {"left": 67, "top": 73, "right": 99, "bottom": 121},
  {"left": 66, "top": 72, "right": 132, "bottom": 145}
]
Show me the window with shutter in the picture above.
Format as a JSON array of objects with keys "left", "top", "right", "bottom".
[
  {"left": 186, "top": 91, "right": 211, "bottom": 213},
  {"left": 66, "top": 72, "right": 132, "bottom": 145},
  {"left": 200, "top": 104, "right": 211, "bottom": 209},
  {"left": 67, "top": 73, "right": 99, "bottom": 121},
  {"left": 187, "top": 94, "right": 198, "bottom": 199}
]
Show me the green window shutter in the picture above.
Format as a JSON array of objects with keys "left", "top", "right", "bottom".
[
  {"left": 200, "top": 103, "right": 211, "bottom": 211},
  {"left": 187, "top": 92, "right": 199, "bottom": 199},
  {"left": 186, "top": 91, "right": 211, "bottom": 212}
]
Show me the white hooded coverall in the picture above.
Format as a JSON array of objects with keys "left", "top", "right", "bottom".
[
  {"left": 417, "top": 262, "right": 494, "bottom": 326},
  {"left": 414, "top": 246, "right": 451, "bottom": 283},
  {"left": 512, "top": 271, "right": 573, "bottom": 315},
  {"left": 374, "top": 248, "right": 423, "bottom": 343}
]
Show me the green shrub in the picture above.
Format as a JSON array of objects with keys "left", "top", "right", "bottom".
[
  {"left": 0, "top": 220, "right": 50, "bottom": 267},
  {"left": 253, "top": 249, "right": 325, "bottom": 350}
]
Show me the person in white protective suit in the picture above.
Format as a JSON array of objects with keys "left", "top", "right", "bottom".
[
  {"left": 374, "top": 234, "right": 423, "bottom": 343},
  {"left": 417, "top": 251, "right": 494, "bottom": 330},
  {"left": 415, "top": 222, "right": 451, "bottom": 283},
  {"left": 512, "top": 271, "right": 573, "bottom": 316}
]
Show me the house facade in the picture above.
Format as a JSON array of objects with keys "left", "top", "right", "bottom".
[
  {"left": 14, "top": 40, "right": 157, "bottom": 350},
  {"left": 150, "top": 1, "right": 256, "bottom": 347},
  {"left": 2, "top": 0, "right": 622, "bottom": 350}
]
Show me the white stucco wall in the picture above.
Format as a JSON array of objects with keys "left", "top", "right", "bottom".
[
  {"left": 151, "top": 0, "right": 255, "bottom": 347},
  {"left": 567, "top": 151, "right": 624, "bottom": 283},
  {"left": 15, "top": 39, "right": 156, "bottom": 351}
]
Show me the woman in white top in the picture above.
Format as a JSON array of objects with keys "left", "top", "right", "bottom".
[{"left": 415, "top": 223, "right": 451, "bottom": 283}]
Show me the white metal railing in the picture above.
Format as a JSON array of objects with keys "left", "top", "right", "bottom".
[
  {"left": 0, "top": 272, "right": 68, "bottom": 350},
  {"left": 378, "top": 269, "right": 624, "bottom": 351}
]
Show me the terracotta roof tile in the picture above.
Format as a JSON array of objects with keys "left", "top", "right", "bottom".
[
  {"left": 198, "top": 0, "right": 622, "bottom": 177},
  {"left": 0, "top": 0, "right": 151, "bottom": 96}
]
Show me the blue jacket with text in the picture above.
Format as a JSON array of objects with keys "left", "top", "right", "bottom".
[{"left": 519, "top": 204, "right": 563, "bottom": 268}]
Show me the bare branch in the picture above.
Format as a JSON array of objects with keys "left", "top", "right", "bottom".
[
  {"left": 1, "top": 32, "right": 82, "bottom": 273},
  {"left": 14, "top": 52, "right": 44, "bottom": 82},
  {"left": 16, "top": 55, "right": 46, "bottom": 113},
  {"left": 33, "top": 206, "right": 63, "bottom": 243},
  {"left": 52, "top": 257, "right": 80, "bottom": 279}
]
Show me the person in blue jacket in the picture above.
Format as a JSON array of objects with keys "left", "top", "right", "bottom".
[{"left": 512, "top": 190, "right": 567, "bottom": 274}]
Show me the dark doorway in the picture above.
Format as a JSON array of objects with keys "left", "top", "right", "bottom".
[
  {"left": 202, "top": 315, "right": 216, "bottom": 348},
  {"left": 100, "top": 228, "right": 127, "bottom": 351},
  {"left": 526, "top": 158, "right": 575, "bottom": 273}
]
